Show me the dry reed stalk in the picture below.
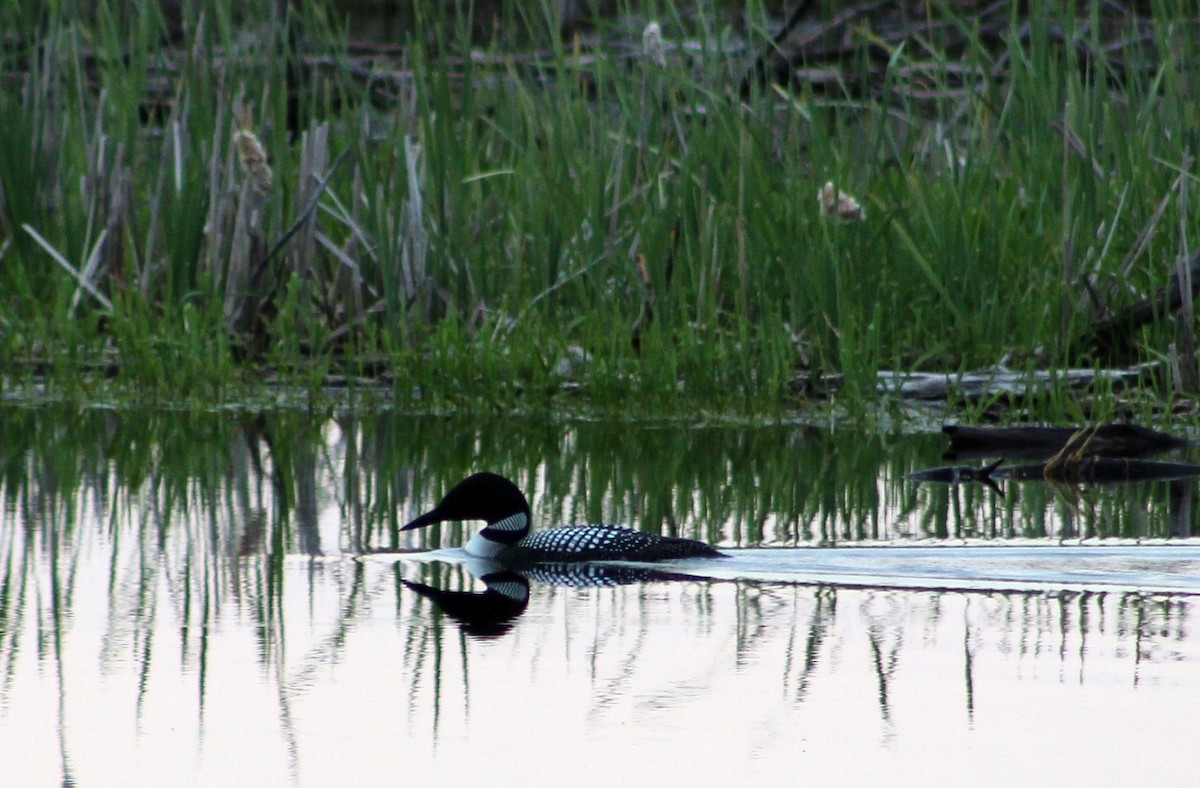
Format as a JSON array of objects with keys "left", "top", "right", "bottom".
[
  {"left": 201, "top": 97, "right": 233, "bottom": 284},
  {"left": 736, "top": 127, "right": 748, "bottom": 320},
  {"left": 95, "top": 144, "right": 131, "bottom": 306},
  {"left": 1083, "top": 171, "right": 1184, "bottom": 339},
  {"left": 400, "top": 136, "right": 429, "bottom": 322},
  {"left": 227, "top": 110, "right": 273, "bottom": 329},
  {"left": 62, "top": 91, "right": 133, "bottom": 314},
  {"left": 141, "top": 111, "right": 173, "bottom": 297},
  {"left": 314, "top": 165, "right": 368, "bottom": 332},
  {"left": 31, "top": 26, "right": 63, "bottom": 220},
  {"left": 289, "top": 123, "right": 330, "bottom": 292},
  {"left": 1119, "top": 174, "right": 1180, "bottom": 278},
  {"left": 1059, "top": 104, "right": 1074, "bottom": 353},
  {"left": 342, "top": 165, "right": 369, "bottom": 321},
  {"left": 316, "top": 229, "right": 365, "bottom": 327},
  {"left": 1174, "top": 153, "right": 1196, "bottom": 391},
  {"left": 1074, "top": 183, "right": 1129, "bottom": 322},
  {"left": 80, "top": 92, "right": 109, "bottom": 248},
  {"left": 226, "top": 179, "right": 266, "bottom": 327}
]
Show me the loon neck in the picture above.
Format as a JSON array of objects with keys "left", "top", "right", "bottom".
[
  {"left": 466, "top": 531, "right": 510, "bottom": 558},
  {"left": 466, "top": 511, "right": 531, "bottom": 557}
]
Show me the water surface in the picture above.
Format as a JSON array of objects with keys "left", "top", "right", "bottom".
[{"left": 2, "top": 406, "right": 1199, "bottom": 784}]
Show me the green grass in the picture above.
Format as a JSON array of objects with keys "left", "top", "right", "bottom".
[{"left": 1, "top": 0, "right": 1198, "bottom": 420}]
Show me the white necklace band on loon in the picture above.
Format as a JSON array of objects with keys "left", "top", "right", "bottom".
[{"left": 489, "top": 512, "right": 528, "bottom": 533}]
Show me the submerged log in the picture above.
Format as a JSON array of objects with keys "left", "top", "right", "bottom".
[
  {"left": 907, "top": 457, "right": 1200, "bottom": 490},
  {"left": 943, "top": 423, "right": 1188, "bottom": 461},
  {"left": 994, "top": 458, "right": 1200, "bottom": 485}
]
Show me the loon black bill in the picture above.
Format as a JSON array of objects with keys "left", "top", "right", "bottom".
[{"left": 402, "top": 509, "right": 443, "bottom": 531}]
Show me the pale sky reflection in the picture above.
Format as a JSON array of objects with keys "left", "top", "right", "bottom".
[{"left": 4, "top": 545, "right": 1197, "bottom": 786}]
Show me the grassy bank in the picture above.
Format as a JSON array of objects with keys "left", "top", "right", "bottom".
[{"left": 1, "top": 0, "right": 1198, "bottom": 417}]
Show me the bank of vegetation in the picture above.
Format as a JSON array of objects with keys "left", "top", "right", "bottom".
[{"left": 1, "top": 0, "right": 1198, "bottom": 419}]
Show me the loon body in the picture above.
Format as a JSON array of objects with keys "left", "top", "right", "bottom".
[{"left": 403, "top": 472, "right": 723, "bottom": 563}]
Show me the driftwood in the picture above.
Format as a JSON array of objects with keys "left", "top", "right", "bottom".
[{"left": 809, "top": 365, "right": 1154, "bottom": 402}]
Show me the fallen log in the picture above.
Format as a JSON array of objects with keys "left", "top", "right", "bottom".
[{"left": 1087, "top": 250, "right": 1200, "bottom": 362}]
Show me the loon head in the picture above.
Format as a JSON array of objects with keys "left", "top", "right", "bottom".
[{"left": 403, "top": 472, "right": 533, "bottom": 557}]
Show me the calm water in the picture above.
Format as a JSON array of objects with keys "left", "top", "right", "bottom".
[{"left": 3, "top": 405, "right": 1200, "bottom": 785}]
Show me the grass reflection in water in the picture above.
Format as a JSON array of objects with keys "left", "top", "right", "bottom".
[{"left": 0, "top": 405, "right": 1198, "bottom": 782}]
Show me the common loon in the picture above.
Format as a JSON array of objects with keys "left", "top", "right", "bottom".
[{"left": 402, "top": 472, "right": 724, "bottom": 562}]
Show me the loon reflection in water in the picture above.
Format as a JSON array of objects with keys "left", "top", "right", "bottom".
[
  {"left": 404, "top": 559, "right": 708, "bottom": 639},
  {"left": 403, "top": 569, "right": 530, "bottom": 639},
  {"left": 402, "top": 472, "right": 724, "bottom": 563}
]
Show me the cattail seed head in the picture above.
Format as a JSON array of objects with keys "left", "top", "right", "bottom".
[
  {"left": 643, "top": 21, "right": 667, "bottom": 68},
  {"left": 818, "top": 181, "right": 866, "bottom": 222},
  {"left": 234, "top": 128, "right": 273, "bottom": 196}
]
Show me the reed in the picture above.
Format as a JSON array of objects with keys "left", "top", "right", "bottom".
[{"left": 1, "top": 0, "right": 1198, "bottom": 417}]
